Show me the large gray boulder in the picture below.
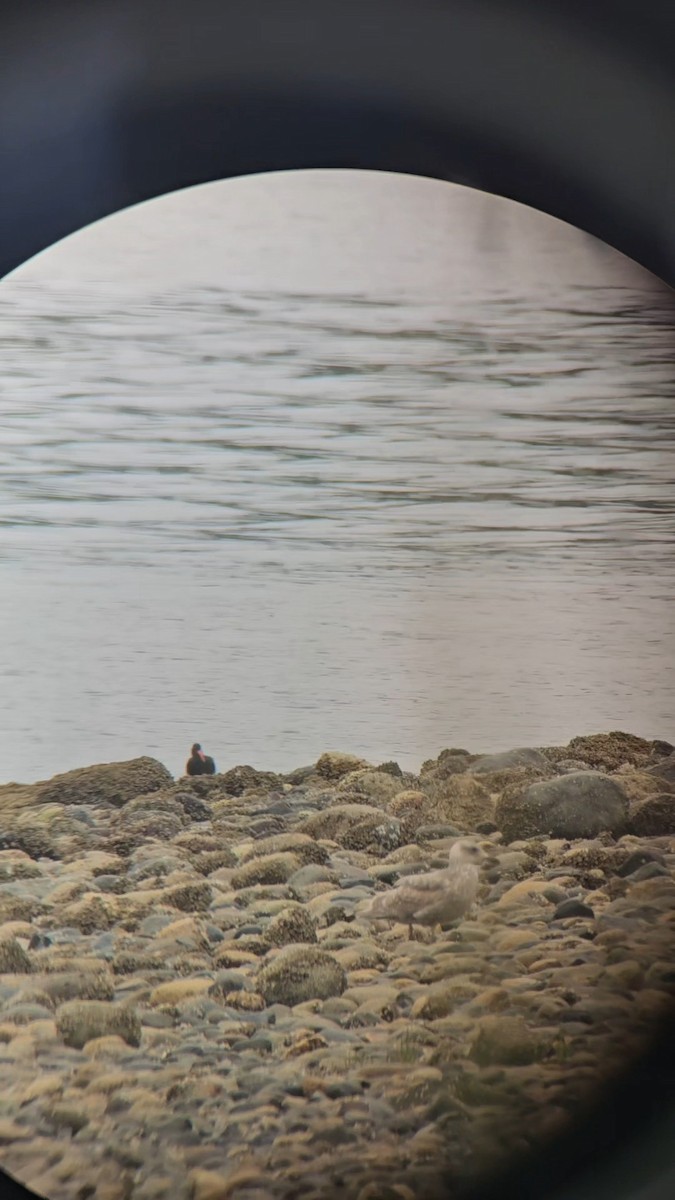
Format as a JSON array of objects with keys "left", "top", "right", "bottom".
[{"left": 496, "top": 771, "right": 629, "bottom": 841}]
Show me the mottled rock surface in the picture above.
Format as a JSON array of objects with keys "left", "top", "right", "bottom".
[
  {"left": 0, "top": 733, "right": 673, "bottom": 1200},
  {"left": 496, "top": 771, "right": 629, "bottom": 840},
  {"left": 35, "top": 757, "right": 173, "bottom": 808}
]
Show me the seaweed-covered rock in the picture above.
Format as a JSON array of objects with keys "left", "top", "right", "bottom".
[
  {"left": 419, "top": 748, "right": 474, "bottom": 777},
  {"left": 153, "top": 915, "right": 212, "bottom": 952},
  {"left": 117, "top": 791, "right": 185, "bottom": 822},
  {"left": 315, "top": 752, "right": 371, "bottom": 781},
  {"left": 3, "top": 987, "right": 56, "bottom": 1016},
  {"left": 565, "top": 732, "right": 654, "bottom": 772},
  {"left": 386, "top": 791, "right": 434, "bottom": 837},
  {"left": 106, "top": 834, "right": 137, "bottom": 858},
  {"left": 0, "top": 852, "right": 43, "bottom": 881},
  {"left": 468, "top": 747, "right": 551, "bottom": 775},
  {"left": 211, "top": 766, "right": 281, "bottom": 797},
  {"left": 171, "top": 832, "right": 222, "bottom": 855},
  {"left": 417, "top": 774, "right": 494, "bottom": 830},
  {"left": 553, "top": 841, "right": 623, "bottom": 874},
  {"left": 496, "top": 772, "right": 629, "bottom": 841},
  {"left": 645, "top": 753, "right": 675, "bottom": 789},
  {"left": 0, "top": 781, "right": 38, "bottom": 822},
  {"left": 191, "top": 849, "right": 238, "bottom": 876},
  {"left": 39, "top": 970, "right": 115, "bottom": 1004},
  {"left": 0, "top": 825, "right": 59, "bottom": 860},
  {"left": 257, "top": 946, "right": 346, "bottom": 1006},
  {"left": 469, "top": 1016, "right": 549, "bottom": 1066},
  {"left": 288, "top": 864, "right": 340, "bottom": 899},
  {"left": 650, "top": 740, "right": 675, "bottom": 758},
  {"left": 128, "top": 847, "right": 190, "bottom": 877},
  {"left": 265, "top": 905, "right": 318, "bottom": 947},
  {"left": 476, "top": 766, "right": 553, "bottom": 796},
  {"left": 613, "top": 767, "right": 671, "bottom": 806},
  {"left": 336, "top": 769, "right": 404, "bottom": 804},
  {"left": 555, "top": 759, "right": 601, "bottom": 775},
  {"left": 14, "top": 803, "right": 77, "bottom": 836},
  {"left": 376, "top": 761, "right": 404, "bottom": 778},
  {"left": 282, "top": 763, "right": 317, "bottom": 786},
  {"left": 629, "top": 793, "right": 675, "bottom": 837},
  {"left": 59, "top": 893, "right": 116, "bottom": 933},
  {"left": 56, "top": 999, "right": 141, "bottom": 1049},
  {"left": 0, "top": 938, "right": 32, "bottom": 973},
  {"left": 0, "top": 895, "right": 46, "bottom": 922},
  {"left": 148, "top": 978, "right": 212, "bottom": 1007},
  {"left": 35, "top": 757, "right": 173, "bottom": 808},
  {"left": 411, "top": 979, "right": 480, "bottom": 1019},
  {"left": 88, "top": 851, "right": 128, "bottom": 877},
  {"left": 232, "top": 853, "right": 302, "bottom": 888},
  {"left": 118, "top": 814, "right": 186, "bottom": 842},
  {"left": 177, "top": 792, "right": 213, "bottom": 821},
  {"left": 240, "top": 833, "right": 329, "bottom": 867},
  {"left": 299, "top": 804, "right": 403, "bottom": 853},
  {"left": 163, "top": 881, "right": 213, "bottom": 912}
]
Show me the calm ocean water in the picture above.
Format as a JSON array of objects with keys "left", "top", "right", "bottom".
[{"left": 1, "top": 179, "right": 674, "bottom": 783}]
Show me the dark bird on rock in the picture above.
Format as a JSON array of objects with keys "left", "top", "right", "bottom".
[{"left": 186, "top": 743, "right": 216, "bottom": 776}]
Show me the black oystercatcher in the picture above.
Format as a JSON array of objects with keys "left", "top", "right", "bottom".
[{"left": 186, "top": 743, "right": 216, "bottom": 776}]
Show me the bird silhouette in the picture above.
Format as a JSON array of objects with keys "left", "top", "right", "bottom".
[{"left": 186, "top": 742, "right": 216, "bottom": 776}]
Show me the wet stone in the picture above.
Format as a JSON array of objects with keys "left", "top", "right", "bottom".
[
  {"left": 628, "top": 862, "right": 670, "bottom": 883},
  {"left": 94, "top": 874, "right": 127, "bottom": 893},
  {"left": 553, "top": 899, "right": 595, "bottom": 920},
  {"left": 141, "top": 1011, "right": 175, "bottom": 1028},
  {"left": 139, "top": 914, "right": 177, "bottom": 935},
  {"left": 616, "top": 849, "right": 664, "bottom": 877},
  {"left": 1, "top": 737, "right": 674, "bottom": 1200},
  {"left": 210, "top": 970, "right": 247, "bottom": 994},
  {"left": 415, "top": 824, "right": 464, "bottom": 840}
]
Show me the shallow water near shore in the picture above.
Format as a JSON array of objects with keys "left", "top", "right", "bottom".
[{"left": 1, "top": 175, "right": 674, "bottom": 782}]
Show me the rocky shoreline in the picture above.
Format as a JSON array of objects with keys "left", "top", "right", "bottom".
[{"left": 0, "top": 730, "right": 674, "bottom": 1200}]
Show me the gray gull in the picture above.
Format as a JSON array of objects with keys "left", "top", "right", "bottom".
[{"left": 356, "top": 836, "right": 488, "bottom": 939}]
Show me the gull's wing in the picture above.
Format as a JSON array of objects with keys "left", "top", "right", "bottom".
[
  {"left": 360, "top": 882, "right": 425, "bottom": 919},
  {"left": 393, "top": 865, "right": 467, "bottom": 893}
]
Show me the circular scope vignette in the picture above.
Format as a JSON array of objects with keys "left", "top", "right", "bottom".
[{"left": 0, "top": 168, "right": 674, "bottom": 1200}]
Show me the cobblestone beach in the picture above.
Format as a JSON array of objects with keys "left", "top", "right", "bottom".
[{"left": 0, "top": 731, "right": 674, "bottom": 1200}]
